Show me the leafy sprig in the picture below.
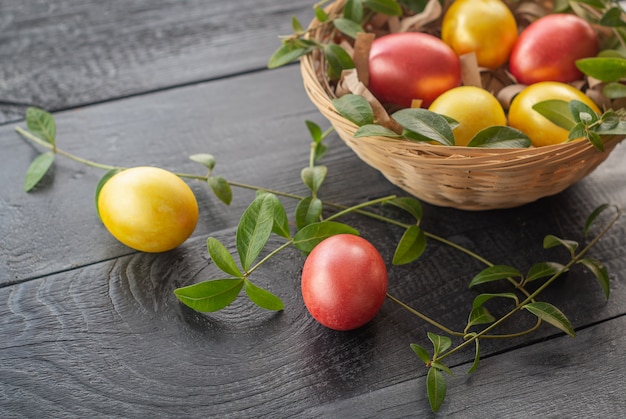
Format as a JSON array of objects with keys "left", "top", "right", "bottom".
[{"left": 14, "top": 108, "right": 621, "bottom": 413}]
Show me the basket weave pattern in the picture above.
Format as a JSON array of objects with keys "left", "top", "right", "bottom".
[{"left": 300, "top": 0, "right": 623, "bottom": 210}]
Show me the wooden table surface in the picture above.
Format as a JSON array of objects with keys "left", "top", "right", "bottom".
[{"left": 1, "top": 1, "right": 625, "bottom": 417}]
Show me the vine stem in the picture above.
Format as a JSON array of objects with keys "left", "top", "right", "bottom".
[{"left": 435, "top": 206, "right": 622, "bottom": 362}]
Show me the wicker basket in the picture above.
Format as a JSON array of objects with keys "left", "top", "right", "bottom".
[{"left": 299, "top": 0, "right": 624, "bottom": 210}]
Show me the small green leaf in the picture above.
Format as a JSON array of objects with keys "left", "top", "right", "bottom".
[
  {"left": 472, "top": 293, "right": 519, "bottom": 310},
  {"left": 578, "top": 258, "right": 610, "bottom": 299},
  {"left": 315, "top": 5, "right": 329, "bottom": 22},
  {"left": 385, "top": 196, "right": 423, "bottom": 222},
  {"left": 466, "top": 126, "right": 531, "bottom": 148},
  {"left": 333, "top": 94, "right": 374, "bottom": 126},
  {"left": 523, "top": 302, "right": 575, "bottom": 337},
  {"left": 293, "top": 221, "right": 359, "bottom": 254},
  {"left": 189, "top": 153, "right": 216, "bottom": 170},
  {"left": 525, "top": 262, "right": 566, "bottom": 283},
  {"left": 354, "top": 124, "right": 402, "bottom": 138},
  {"left": 599, "top": 6, "right": 626, "bottom": 27},
  {"left": 324, "top": 43, "right": 355, "bottom": 80},
  {"left": 295, "top": 196, "right": 323, "bottom": 229},
  {"left": 258, "top": 191, "right": 291, "bottom": 239},
  {"left": 364, "top": 0, "right": 403, "bottom": 16},
  {"left": 24, "top": 152, "right": 55, "bottom": 192},
  {"left": 393, "top": 108, "right": 455, "bottom": 146},
  {"left": 244, "top": 279, "right": 284, "bottom": 311},
  {"left": 392, "top": 225, "right": 426, "bottom": 265},
  {"left": 174, "top": 278, "right": 244, "bottom": 312},
  {"left": 466, "top": 306, "right": 495, "bottom": 329},
  {"left": 602, "top": 81, "right": 626, "bottom": 99},
  {"left": 236, "top": 194, "right": 275, "bottom": 271},
  {"left": 568, "top": 122, "right": 588, "bottom": 141},
  {"left": 292, "top": 16, "right": 304, "bottom": 33},
  {"left": 305, "top": 120, "right": 323, "bottom": 143},
  {"left": 569, "top": 100, "right": 599, "bottom": 124},
  {"left": 26, "top": 107, "right": 56, "bottom": 144},
  {"left": 469, "top": 265, "right": 523, "bottom": 288},
  {"left": 333, "top": 17, "right": 364, "bottom": 39},
  {"left": 208, "top": 175, "right": 233, "bottom": 205},
  {"left": 95, "top": 169, "right": 122, "bottom": 218},
  {"left": 207, "top": 237, "right": 243, "bottom": 278},
  {"left": 410, "top": 343, "right": 432, "bottom": 364},
  {"left": 268, "top": 40, "right": 317, "bottom": 68},
  {"left": 301, "top": 166, "right": 327, "bottom": 193},
  {"left": 313, "top": 142, "right": 328, "bottom": 163},
  {"left": 344, "top": 0, "right": 364, "bottom": 22},
  {"left": 586, "top": 130, "right": 604, "bottom": 152},
  {"left": 584, "top": 203, "right": 610, "bottom": 238},
  {"left": 426, "top": 367, "right": 447, "bottom": 413},
  {"left": 532, "top": 100, "right": 576, "bottom": 130},
  {"left": 576, "top": 57, "right": 626, "bottom": 82},
  {"left": 427, "top": 332, "right": 452, "bottom": 357},
  {"left": 467, "top": 337, "right": 480, "bottom": 374},
  {"left": 543, "top": 234, "right": 578, "bottom": 255}
]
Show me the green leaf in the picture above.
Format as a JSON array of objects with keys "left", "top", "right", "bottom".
[
  {"left": 568, "top": 122, "right": 588, "bottom": 142},
  {"left": 301, "top": 166, "right": 327, "bottom": 193},
  {"left": 26, "top": 107, "right": 56, "bottom": 144},
  {"left": 523, "top": 302, "right": 575, "bottom": 337},
  {"left": 472, "top": 293, "right": 519, "bottom": 309},
  {"left": 469, "top": 265, "right": 523, "bottom": 288},
  {"left": 385, "top": 196, "right": 423, "bottom": 221},
  {"left": 364, "top": 0, "right": 403, "bottom": 16},
  {"left": 602, "top": 81, "right": 626, "bottom": 99},
  {"left": 258, "top": 191, "right": 291, "bottom": 239},
  {"left": 599, "top": 6, "right": 626, "bottom": 27},
  {"left": 576, "top": 57, "right": 626, "bottom": 82},
  {"left": 295, "top": 196, "right": 323, "bottom": 229},
  {"left": 292, "top": 16, "right": 304, "bottom": 33},
  {"left": 174, "top": 278, "right": 244, "bottom": 312},
  {"left": 392, "top": 108, "right": 455, "bottom": 146},
  {"left": 208, "top": 175, "right": 232, "bottom": 205},
  {"left": 315, "top": 5, "right": 329, "bottom": 22},
  {"left": 344, "top": 0, "right": 364, "bottom": 22},
  {"left": 569, "top": 100, "right": 599, "bottom": 124},
  {"left": 525, "top": 262, "right": 566, "bottom": 283},
  {"left": 207, "top": 237, "right": 243, "bottom": 278},
  {"left": 543, "top": 234, "right": 578, "bottom": 255},
  {"left": 313, "top": 142, "right": 328, "bottom": 163},
  {"left": 584, "top": 203, "right": 611, "bottom": 238},
  {"left": 466, "top": 126, "right": 531, "bottom": 148},
  {"left": 532, "top": 100, "right": 576, "bottom": 130},
  {"left": 333, "top": 94, "right": 374, "bottom": 126},
  {"left": 392, "top": 225, "right": 426, "bottom": 265},
  {"left": 324, "top": 43, "right": 355, "bottom": 80},
  {"left": 293, "top": 221, "right": 359, "bottom": 254},
  {"left": 354, "top": 124, "right": 402, "bottom": 138},
  {"left": 333, "top": 17, "right": 364, "bottom": 39},
  {"left": 585, "top": 130, "right": 604, "bottom": 152},
  {"left": 305, "top": 120, "right": 323, "bottom": 143},
  {"left": 427, "top": 332, "right": 452, "bottom": 357},
  {"left": 189, "top": 153, "right": 216, "bottom": 170},
  {"left": 466, "top": 306, "right": 495, "bottom": 329},
  {"left": 95, "top": 169, "right": 122, "bottom": 219},
  {"left": 268, "top": 40, "right": 317, "bottom": 68},
  {"left": 244, "top": 279, "right": 284, "bottom": 311},
  {"left": 578, "top": 258, "right": 610, "bottom": 299},
  {"left": 236, "top": 194, "right": 275, "bottom": 271},
  {"left": 426, "top": 367, "right": 447, "bottom": 413},
  {"left": 23, "top": 152, "right": 55, "bottom": 192},
  {"left": 410, "top": 343, "right": 432, "bottom": 364},
  {"left": 467, "top": 337, "right": 480, "bottom": 374}
]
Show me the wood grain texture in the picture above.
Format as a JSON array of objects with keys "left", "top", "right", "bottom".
[
  {"left": 0, "top": 0, "right": 314, "bottom": 123},
  {"left": 1, "top": 226, "right": 624, "bottom": 417}
]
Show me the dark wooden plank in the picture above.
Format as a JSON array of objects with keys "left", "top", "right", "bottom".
[
  {"left": 0, "top": 0, "right": 313, "bottom": 123},
  {"left": 0, "top": 222, "right": 624, "bottom": 416},
  {"left": 304, "top": 314, "right": 626, "bottom": 417}
]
